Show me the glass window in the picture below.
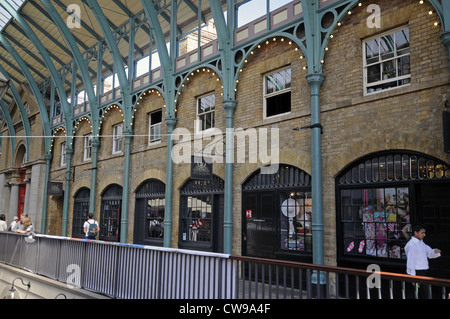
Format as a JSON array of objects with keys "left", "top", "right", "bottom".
[
  {"left": 84, "top": 134, "right": 92, "bottom": 161},
  {"left": 146, "top": 198, "right": 165, "bottom": 239},
  {"left": 182, "top": 195, "right": 212, "bottom": 243},
  {"left": 264, "top": 67, "right": 291, "bottom": 118},
  {"left": 72, "top": 188, "right": 90, "bottom": 238},
  {"left": 60, "top": 142, "right": 66, "bottom": 167},
  {"left": 280, "top": 191, "right": 312, "bottom": 252},
  {"left": 112, "top": 123, "right": 123, "bottom": 154},
  {"left": 135, "top": 179, "right": 166, "bottom": 245},
  {"left": 197, "top": 93, "right": 215, "bottom": 132},
  {"left": 179, "top": 176, "right": 224, "bottom": 252},
  {"left": 149, "top": 110, "right": 162, "bottom": 144},
  {"left": 236, "top": 0, "right": 266, "bottom": 28},
  {"left": 100, "top": 184, "right": 122, "bottom": 242},
  {"left": 136, "top": 56, "right": 150, "bottom": 78},
  {"left": 364, "top": 27, "right": 410, "bottom": 94},
  {"left": 337, "top": 152, "right": 450, "bottom": 262},
  {"left": 340, "top": 187, "right": 410, "bottom": 259}
]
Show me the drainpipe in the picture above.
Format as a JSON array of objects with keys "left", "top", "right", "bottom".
[
  {"left": 40, "top": 153, "right": 52, "bottom": 234},
  {"left": 61, "top": 147, "right": 73, "bottom": 237},
  {"left": 120, "top": 131, "right": 133, "bottom": 243},
  {"left": 306, "top": 73, "right": 325, "bottom": 268},
  {"left": 89, "top": 137, "right": 100, "bottom": 218},
  {"left": 223, "top": 101, "right": 236, "bottom": 254},
  {"left": 164, "top": 118, "right": 177, "bottom": 248}
]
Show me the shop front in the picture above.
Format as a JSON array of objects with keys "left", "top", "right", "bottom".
[
  {"left": 336, "top": 151, "right": 450, "bottom": 279},
  {"left": 242, "top": 164, "right": 313, "bottom": 263}
]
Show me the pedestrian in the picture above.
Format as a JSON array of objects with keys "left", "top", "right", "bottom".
[
  {"left": 0, "top": 214, "right": 7, "bottom": 231},
  {"left": 12, "top": 214, "right": 26, "bottom": 232},
  {"left": 83, "top": 213, "right": 99, "bottom": 240},
  {"left": 405, "top": 223, "right": 441, "bottom": 298},
  {"left": 8, "top": 216, "right": 18, "bottom": 231},
  {"left": 17, "top": 216, "right": 34, "bottom": 233}
]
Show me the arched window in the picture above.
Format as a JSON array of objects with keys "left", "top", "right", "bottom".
[
  {"left": 336, "top": 151, "right": 450, "bottom": 277},
  {"left": 242, "top": 164, "right": 312, "bottom": 261},
  {"left": 72, "top": 187, "right": 90, "bottom": 238},
  {"left": 134, "top": 179, "right": 165, "bottom": 246},
  {"left": 179, "top": 175, "right": 224, "bottom": 252},
  {"left": 100, "top": 184, "right": 122, "bottom": 242}
]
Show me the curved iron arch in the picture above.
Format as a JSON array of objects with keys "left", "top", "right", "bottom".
[
  {"left": 336, "top": 150, "right": 450, "bottom": 185},
  {"left": 180, "top": 174, "right": 225, "bottom": 195},
  {"left": 242, "top": 163, "right": 311, "bottom": 191}
]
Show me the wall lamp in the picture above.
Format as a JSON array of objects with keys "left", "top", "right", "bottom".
[{"left": 3, "top": 277, "right": 31, "bottom": 299}]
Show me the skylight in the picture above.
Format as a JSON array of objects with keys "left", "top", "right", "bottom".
[{"left": 0, "top": 0, "right": 26, "bottom": 32}]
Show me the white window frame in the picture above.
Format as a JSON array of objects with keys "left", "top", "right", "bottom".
[
  {"left": 112, "top": 123, "right": 123, "bottom": 154},
  {"left": 196, "top": 93, "right": 215, "bottom": 133},
  {"left": 263, "top": 66, "right": 292, "bottom": 119},
  {"left": 61, "top": 142, "right": 66, "bottom": 167},
  {"left": 84, "top": 134, "right": 92, "bottom": 161},
  {"left": 149, "top": 110, "right": 162, "bottom": 145},
  {"left": 363, "top": 26, "right": 411, "bottom": 95}
]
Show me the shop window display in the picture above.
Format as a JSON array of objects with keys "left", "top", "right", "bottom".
[
  {"left": 341, "top": 187, "right": 410, "bottom": 259},
  {"left": 280, "top": 191, "right": 312, "bottom": 252},
  {"left": 179, "top": 176, "right": 224, "bottom": 252},
  {"left": 337, "top": 151, "right": 450, "bottom": 262}
]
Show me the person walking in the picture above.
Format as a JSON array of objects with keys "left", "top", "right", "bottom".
[
  {"left": 83, "top": 213, "right": 99, "bottom": 240},
  {"left": 0, "top": 214, "right": 7, "bottom": 231},
  {"left": 405, "top": 224, "right": 441, "bottom": 298},
  {"left": 17, "top": 216, "right": 34, "bottom": 233},
  {"left": 8, "top": 216, "right": 18, "bottom": 231}
]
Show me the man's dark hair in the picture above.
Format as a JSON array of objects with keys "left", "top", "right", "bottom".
[
  {"left": 412, "top": 223, "right": 426, "bottom": 234},
  {"left": 88, "top": 213, "right": 94, "bottom": 219}
]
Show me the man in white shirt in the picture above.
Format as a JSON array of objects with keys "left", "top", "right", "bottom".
[
  {"left": 405, "top": 224, "right": 441, "bottom": 298},
  {"left": 83, "top": 213, "right": 99, "bottom": 240}
]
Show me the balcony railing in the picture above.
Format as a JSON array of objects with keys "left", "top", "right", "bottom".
[{"left": 1, "top": 232, "right": 450, "bottom": 299}]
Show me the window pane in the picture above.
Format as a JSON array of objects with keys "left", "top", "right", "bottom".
[
  {"left": 341, "top": 187, "right": 410, "bottom": 258},
  {"left": 365, "top": 39, "right": 379, "bottom": 64},
  {"left": 382, "top": 60, "right": 396, "bottom": 79},
  {"left": 395, "top": 29, "right": 410, "bottom": 55},
  {"left": 265, "top": 69, "right": 291, "bottom": 94},
  {"left": 266, "top": 91, "right": 291, "bottom": 117},
  {"left": 237, "top": 0, "right": 266, "bottom": 28},
  {"left": 270, "top": 0, "right": 291, "bottom": 11},
  {"left": 367, "top": 64, "right": 380, "bottom": 83},
  {"left": 380, "top": 34, "right": 394, "bottom": 60},
  {"left": 150, "top": 110, "right": 162, "bottom": 125},
  {"left": 198, "top": 94, "right": 215, "bottom": 114},
  {"left": 397, "top": 55, "right": 410, "bottom": 77}
]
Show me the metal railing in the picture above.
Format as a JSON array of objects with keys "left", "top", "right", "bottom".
[
  {"left": 0, "top": 232, "right": 235, "bottom": 299},
  {"left": 1, "top": 231, "right": 450, "bottom": 299},
  {"left": 231, "top": 255, "right": 450, "bottom": 299}
]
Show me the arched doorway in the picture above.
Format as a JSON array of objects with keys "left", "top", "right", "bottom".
[
  {"left": 179, "top": 175, "right": 224, "bottom": 253},
  {"left": 242, "top": 164, "right": 312, "bottom": 263},
  {"left": 72, "top": 187, "right": 90, "bottom": 238},
  {"left": 100, "top": 184, "right": 122, "bottom": 242},
  {"left": 336, "top": 150, "right": 450, "bottom": 278},
  {"left": 134, "top": 179, "right": 166, "bottom": 246}
]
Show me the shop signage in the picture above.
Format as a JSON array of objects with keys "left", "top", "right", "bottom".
[
  {"left": 191, "top": 156, "right": 213, "bottom": 180},
  {"left": 47, "top": 182, "right": 64, "bottom": 196}
]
